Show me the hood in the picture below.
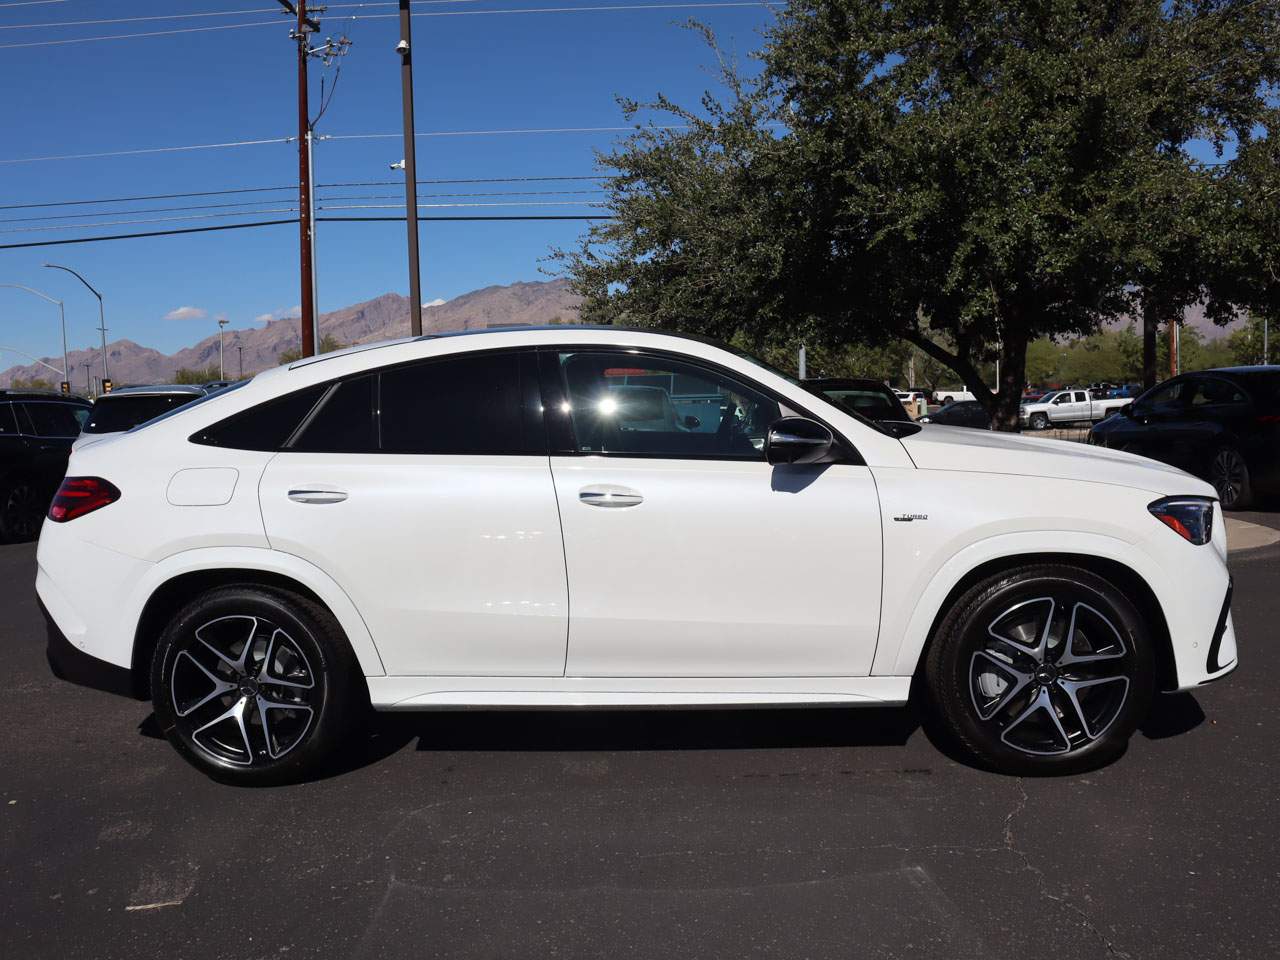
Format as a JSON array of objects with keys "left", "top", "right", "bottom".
[{"left": 899, "top": 425, "right": 1216, "bottom": 498}]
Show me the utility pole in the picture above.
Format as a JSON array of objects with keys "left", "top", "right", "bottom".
[
  {"left": 237, "top": 345, "right": 244, "bottom": 379},
  {"left": 81, "top": 360, "right": 92, "bottom": 397},
  {"left": 798, "top": 344, "right": 806, "bottom": 380},
  {"left": 44, "top": 263, "right": 106, "bottom": 384},
  {"left": 1170, "top": 321, "right": 1180, "bottom": 378},
  {"left": 397, "top": 0, "right": 423, "bottom": 336},
  {"left": 218, "top": 317, "right": 230, "bottom": 379}
]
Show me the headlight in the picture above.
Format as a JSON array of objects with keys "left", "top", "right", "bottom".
[{"left": 1148, "top": 496, "right": 1214, "bottom": 545}]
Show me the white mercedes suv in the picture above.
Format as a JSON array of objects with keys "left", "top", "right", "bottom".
[{"left": 37, "top": 327, "right": 1237, "bottom": 783}]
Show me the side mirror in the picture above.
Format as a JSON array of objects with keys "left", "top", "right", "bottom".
[
  {"left": 1120, "top": 403, "right": 1135, "bottom": 418},
  {"left": 765, "top": 417, "right": 835, "bottom": 465},
  {"left": 683, "top": 415, "right": 701, "bottom": 430}
]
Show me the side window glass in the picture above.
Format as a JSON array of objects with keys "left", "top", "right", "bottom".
[
  {"left": 1191, "top": 378, "right": 1246, "bottom": 407},
  {"left": 190, "top": 384, "right": 328, "bottom": 450},
  {"left": 0, "top": 404, "right": 18, "bottom": 436},
  {"left": 556, "top": 352, "right": 781, "bottom": 460},
  {"left": 13, "top": 404, "right": 36, "bottom": 435},
  {"left": 292, "top": 375, "right": 376, "bottom": 453},
  {"left": 378, "top": 351, "right": 540, "bottom": 455},
  {"left": 22, "top": 402, "right": 83, "bottom": 437}
]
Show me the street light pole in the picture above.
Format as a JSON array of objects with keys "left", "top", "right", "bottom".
[
  {"left": 44, "top": 264, "right": 107, "bottom": 384},
  {"left": 217, "top": 318, "right": 230, "bottom": 380},
  {"left": 81, "top": 360, "right": 92, "bottom": 397},
  {"left": 0, "top": 283, "right": 69, "bottom": 383},
  {"left": 237, "top": 345, "right": 244, "bottom": 380}
]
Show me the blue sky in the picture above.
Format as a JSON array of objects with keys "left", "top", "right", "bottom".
[{"left": 0, "top": 0, "right": 778, "bottom": 366}]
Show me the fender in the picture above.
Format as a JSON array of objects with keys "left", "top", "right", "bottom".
[
  {"left": 875, "top": 529, "right": 1179, "bottom": 679},
  {"left": 119, "top": 546, "right": 387, "bottom": 676}
]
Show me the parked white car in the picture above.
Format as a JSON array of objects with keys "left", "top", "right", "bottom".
[
  {"left": 39, "top": 327, "right": 1236, "bottom": 784},
  {"left": 934, "top": 389, "right": 976, "bottom": 405},
  {"left": 73, "top": 384, "right": 208, "bottom": 451},
  {"left": 1020, "top": 389, "right": 1131, "bottom": 430}
]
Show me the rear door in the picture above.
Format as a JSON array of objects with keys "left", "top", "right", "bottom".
[
  {"left": 542, "top": 348, "right": 883, "bottom": 678},
  {"left": 257, "top": 349, "right": 570, "bottom": 677}
]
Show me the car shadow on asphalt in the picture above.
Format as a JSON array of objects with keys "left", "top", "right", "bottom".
[{"left": 135, "top": 691, "right": 1204, "bottom": 783}]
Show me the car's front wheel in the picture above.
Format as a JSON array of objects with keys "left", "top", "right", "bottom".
[
  {"left": 925, "top": 564, "right": 1154, "bottom": 775},
  {"left": 151, "top": 586, "right": 362, "bottom": 785},
  {"left": 1029, "top": 412, "right": 1049, "bottom": 431}
]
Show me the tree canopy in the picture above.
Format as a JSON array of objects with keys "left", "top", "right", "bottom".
[{"left": 560, "top": 1, "right": 1280, "bottom": 429}]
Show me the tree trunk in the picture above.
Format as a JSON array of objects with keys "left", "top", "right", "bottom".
[
  {"left": 990, "top": 335, "right": 1027, "bottom": 432},
  {"left": 1142, "top": 291, "right": 1160, "bottom": 390}
]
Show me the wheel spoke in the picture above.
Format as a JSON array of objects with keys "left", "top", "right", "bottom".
[
  {"left": 256, "top": 696, "right": 314, "bottom": 759},
  {"left": 171, "top": 650, "right": 235, "bottom": 717},
  {"left": 190, "top": 696, "right": 253, "bottom": 766},
  {"left": 1056, "top": 676, "right": 1129, "bottom": 740},
  {"left": 194, "top": 616, "right": 259, "bottom": 673},
  {"left": 257, "top": 628, "right": 315, "bottom": 690},
  {"left": 987, "top": 597, "right": 1055, "bottom": 663},
  {"left": 1056, "top": 602, "right": 1127, "bottom": 667},
  {"left": 1000, "top": 686, "right": 1071, "bottom": 755},
  {"left": 969, "top": 650, "right": 1034, "bottom": 720}
]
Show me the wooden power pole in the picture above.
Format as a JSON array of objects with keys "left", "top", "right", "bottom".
[{"left": 398, "top": 0, "right": 423, "bottom": 337}]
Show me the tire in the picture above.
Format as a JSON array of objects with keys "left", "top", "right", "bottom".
[
  {"left": 1029, "top": 412, "right": 1049, "bottom": 431},
  {"left": 0, "top": 478, "right": 45, "bottom": 543},
  {"left": 151, "top": 585, "right": 363, "bottom": 785},
  {"left": 924, "top": 564, "right": 1154, "bottom": 776},
  {"left": 1210, "top": 446, "right": 1253, "bottom": 511}
]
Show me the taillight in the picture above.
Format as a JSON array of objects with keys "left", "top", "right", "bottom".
[
  {"left": 48, "top": 477, "right": 121, "bottom": 523},
  {"left": 1257, "top": 414, "right": 1280, "bottom": 425},
  {"left": 1148, "top": 496, "right": 1214, "bottom": 545}
]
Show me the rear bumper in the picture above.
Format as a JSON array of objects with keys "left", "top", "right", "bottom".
[{"left": 40, "top": 596, "right": 140, "bottom": 699}]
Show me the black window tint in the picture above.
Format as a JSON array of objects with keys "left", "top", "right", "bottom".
[
  {"left": 378, "top": 352, "right": 538, "bottom": 454},
  {"left": 556, "top": 352, "right": 780, "bottom": 460},
  {"left": 191, "top": 384, "right": 327, "bottom": 450},
  {"left": 292, "top": 375, "right": 376, "bottom": 453},
  {"left": 85, "top": 394, "right": 198, "bottom": 434},
  {"left": 0, "top": 404, "right": 19, "bottom": 436},
  {"left": 21, "top": 402, "right": 85, "bottom": 437}
]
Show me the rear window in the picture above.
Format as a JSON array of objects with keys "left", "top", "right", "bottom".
[
  {"left": 191, "top": 384, "right": 328, "bottom": 451},
  {"left": 1233, "top": 371, "right": 1280, "bottom": 410},
  {"left": 19, "top": 401, "right": 90, "bottom": 437},
  {"left": 85, "top": 394, "right": 199, "bottom": 434}
]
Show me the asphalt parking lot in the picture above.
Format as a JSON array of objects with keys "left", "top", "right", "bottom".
[{"left": 3, "top": 527, "right": 1279, "bottom": 960}]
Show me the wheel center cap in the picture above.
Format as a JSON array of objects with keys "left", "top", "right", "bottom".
[
  {"left": 1034, "top": 665, "right": 1058, "bottom": 685},
  {"left": 238, "top": 676, "right": 260, "bottom": 698}
]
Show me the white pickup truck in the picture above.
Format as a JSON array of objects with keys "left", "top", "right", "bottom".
[{"left": 1019, "top": 389, "right": 1131, "bottom": 429}]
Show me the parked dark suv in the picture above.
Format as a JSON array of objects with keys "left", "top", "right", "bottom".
[
  {"left": 1089, "top": 366, "right": 1280, "bottom": 510},
  {"left": 0, "top": 391, "right": 91, "bottom": 541}
]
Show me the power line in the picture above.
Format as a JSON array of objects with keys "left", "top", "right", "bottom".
[
  {"left": 0, "top": 137, "right": 293, "bottom": 165},
  {"left": 0, "top": 2, "right": 779, "bottom": 47},
  {"left": 0, "top": 176, "right": 605, "bottom": 211},
  {"left": 0, "top": 214, "right": 615, "bottom": 251}
]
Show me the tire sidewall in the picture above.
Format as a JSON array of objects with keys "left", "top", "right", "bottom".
[
  {"left": 929, "top": 567, "right": 1155, "bottom": 775},
  {"left": 151, "top": 587, "right": 349, "bottom": 786}
]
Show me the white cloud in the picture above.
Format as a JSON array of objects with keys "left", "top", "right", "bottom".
[
  {"left": 254, "top": 305, "right": 302, "bottom": 323},
  {"left": 164, "top": 305, "right": 207, "bottom": 321},
  {"left": 424, "top": 298, "right": 447, "bottom": 308}
]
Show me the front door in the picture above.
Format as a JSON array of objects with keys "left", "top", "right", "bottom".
[
  {"left": 258, "top": 349, "right": 569, "bottom": 677},
  {"left": 542, "top": 349, "right": 883, "bottom": 678}
]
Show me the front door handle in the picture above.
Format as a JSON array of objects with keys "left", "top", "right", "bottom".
[
  {"left": 578, "top": 484, "right": 643, "bottom": 508},
  {"left": 288, "top": 487, "right": 348, "bottom": 505}
]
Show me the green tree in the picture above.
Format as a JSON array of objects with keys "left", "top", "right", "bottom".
[
  {"left": 10, "top": 376, "right": 54, "bottom": 390},
  {"left": 1226, "top": 313, "right": 1275, "bottom": 366},
  {"left": 279, "top": 334, "right": 344, "bottom": 365},
  {"left": 172, "top": 364, "right": 222, "bottom": 385},
  {"left": 560, "top": 3, "right": 1280, "bottom": 430}
]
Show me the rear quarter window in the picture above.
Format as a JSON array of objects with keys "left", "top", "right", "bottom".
[{"left": 190, "top": 384, "right": 328, "bottom": 451}]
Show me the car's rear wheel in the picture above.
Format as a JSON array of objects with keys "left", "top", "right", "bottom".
[
  {"left": 1029, "top": 412, "right": 1049, "bottom": 431},
  {"left": 1210, "top": 446, "right": 1253, "bottom": 511},
  {"left": 151, "top": 586, "right": 362, "bottom": 785},
  {"left": 0, "top": 478, "right": 45, "bottom": 543},
  {"left": 925, "top": 564, "right": 1154, "bottom": 775}
]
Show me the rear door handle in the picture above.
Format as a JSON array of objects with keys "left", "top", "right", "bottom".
[
  {"left": 288, "top": 487, "right": 347, "bottom": 505},
  {"left": 578, "top": 484, "right": 643, "bottom": 508}
]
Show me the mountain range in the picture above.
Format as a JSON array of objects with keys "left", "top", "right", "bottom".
[{"left": 0, "top": 278, "right": 583, "bottom": 388}]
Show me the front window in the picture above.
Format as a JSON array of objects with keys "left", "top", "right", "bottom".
[
  {"left": 18, "top": 401, "right": 88, "bottom": 437},
  {"left": 555, "top": 352, "right": 781, "bottom": 459}
]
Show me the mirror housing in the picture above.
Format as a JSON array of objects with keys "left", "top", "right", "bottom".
[
  {"left": 765, "top": 417, "right": 836, "bottom": 465},
  {"left": 683, "top": 415, "right": 701, "bottom": 430}
]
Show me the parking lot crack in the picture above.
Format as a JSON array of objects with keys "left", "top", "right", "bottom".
[{"left": 1002, "top": 779, "right": 1131, "bottom": 959}]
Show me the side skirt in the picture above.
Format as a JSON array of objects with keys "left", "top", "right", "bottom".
[{"left": 368, "top": 676, "right": 912, "bottom": 711}]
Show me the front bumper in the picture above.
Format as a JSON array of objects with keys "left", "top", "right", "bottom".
[{"left": 1201, "top": 576, "right": 1237, "bottom": 682}]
